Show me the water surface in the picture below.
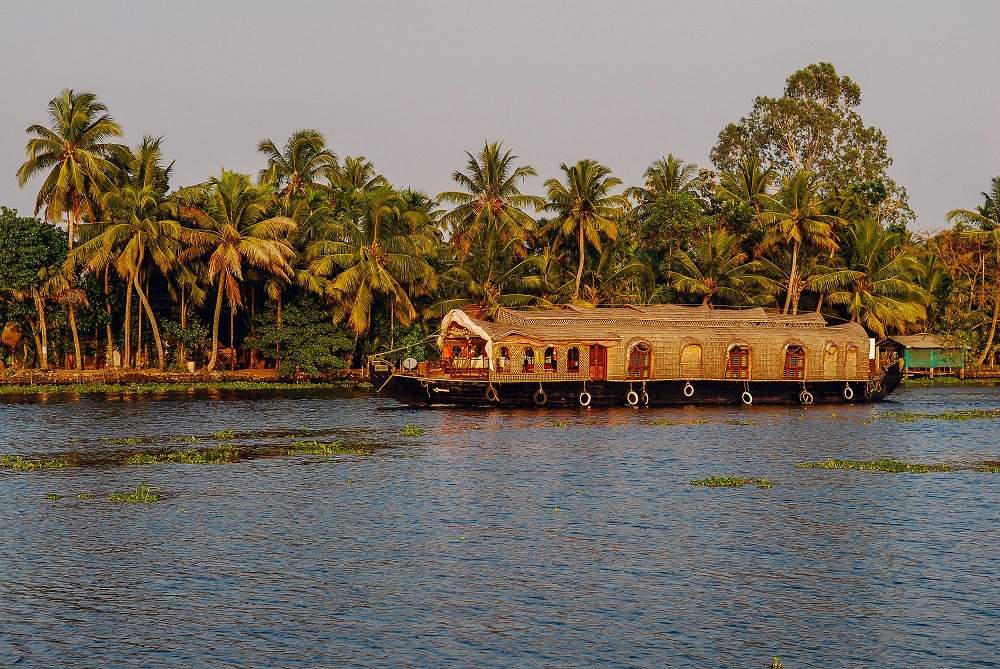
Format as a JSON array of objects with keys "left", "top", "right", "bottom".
[{"left": 1, "top": 385, "right": 999, "bottom": 668}]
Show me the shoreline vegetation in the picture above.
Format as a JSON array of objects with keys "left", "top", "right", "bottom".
[{"left": 3, "top": 62, "right": 1000, "bottom": 382}]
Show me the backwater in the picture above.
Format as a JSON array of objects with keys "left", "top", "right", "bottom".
[{"left": 1, "top": 384, "right": 999, "bottom": 668}]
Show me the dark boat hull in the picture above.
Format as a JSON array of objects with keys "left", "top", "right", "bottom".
[{"left": 371, "top": 363, "right": 903, "bottom": 408}]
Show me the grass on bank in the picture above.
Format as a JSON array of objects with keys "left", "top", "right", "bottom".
[{"left": 0, "top": 380, "right": 357, "bottom": 396}]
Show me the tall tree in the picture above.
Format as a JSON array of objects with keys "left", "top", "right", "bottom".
[
  {"left": 258, "top": 129, "right": 338, "bottom": 200},
  {"left": 810, "top": 218, "right": 927, "bottom": 338},
  {"left": 75, "top": 184, "right": 180, "bottom": 370},
  {"left": 543, "top": 159, "right": 627, "bottom": 301},
  {"left": 948, "top": 176, "right": 1000, "bottom": 364},
  {"left": 667, "top": 230, "right": 775, "bottom": 307},
  {"left": 308, "top": 187, "right": 436, "bottom": 355},
  {"left": 179, "top": 170, "right": 297, "bottom": 371},
  {"left": 710, "top": 63, "right": 910, "bottom": 223},
  {"left": 626, "top": 154, "right": 706, "bottom": 205},
  {"left": 17, "top": 90, "right": 127, "bottom": 247},
  {"left": 756, "top": 170, "right": 845, "bottom": 314},
  {"left": 438, "top": 141, "right": 543, "bottom": 259}
]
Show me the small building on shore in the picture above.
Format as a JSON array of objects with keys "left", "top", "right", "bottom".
[{"left": 884, "top": 334, "right": 966, "bottom": 378}]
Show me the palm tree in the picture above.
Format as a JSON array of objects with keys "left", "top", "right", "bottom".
[
  {"left": 756, "top": 170, "right": 845, "bottom": 314},
  {"left": 75, "top": 184, "right": 180, "bottom": 370},
  {"left": 438, "top": 141, "right": 543, "bottom": 259},
  {"left": 668, "top": 230, "right": 775, "bottom": 307},
  {"left": 809, "top": 219, "right": 927, "bottom": 338},
  {"left": 948, "top": 177, "right": 1000, "bottom": 364},
  {"left": 331, "top": 156, "right": 388, "bottom": 192},
  {"left": 17, "top": 90, "right": 127, "bottom": 247},
  {"left": 543, "top": 159, "right": 628, "bottom": 301},
  {"left": 626, "top": 154, "right": 705, "bottom": 205},
  {"left": 258, "top": 129, "right": 338, "bottom": 201},
  {"left": 717, "top": 155, "right": 776, "bottom": 211},
  {"left": 307, "top": 187, "right": 436, "bottom": 355},
  {"left": 179, "top": 170, "right": 297, "bottom": 371}
]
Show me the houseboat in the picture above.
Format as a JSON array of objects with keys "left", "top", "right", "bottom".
[{"left": 370, "top": 305, "right": 904, "bottom": 407}]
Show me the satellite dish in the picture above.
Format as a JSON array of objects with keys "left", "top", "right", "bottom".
[{"left": 403, "top": 357, "right": 418, "bottom": 370}]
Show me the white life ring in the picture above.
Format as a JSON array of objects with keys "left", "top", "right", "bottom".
[
  {"left": 485, "top": 385, "right": 499, "bottom": 403},
  {"left": 741, "top": 390, "right": 753, "bottom": 405},
  {"left": 533, "top": 388, "right": 547, "bottom": 406},
  {"left": 800, "top": 390, "right": 814, "bottom": 405},
  {"left": 683, "top": 382, "right": 695, "bottom": 397},
  {"left": 626, "top": 390, "right": 639, "bottom": 406},
  {"left": 579, "top": 391, "right": 592, "bottom": 407},
  {"left": 641, "top": 391, "right": 650, "bottom": 406},
  {"left": 843, "top": 384, "right": 854, "bottom": 400}
]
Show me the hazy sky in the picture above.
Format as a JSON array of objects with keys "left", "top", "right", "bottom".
[{"left": 1, "top": 1, "right": 997, "bottom": 231}]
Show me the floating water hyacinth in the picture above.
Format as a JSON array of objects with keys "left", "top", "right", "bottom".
[
  {"left": 401, "top": 424, "right": 424, "bottom": 437},
  {"left": 691, "top": 475, "right": 771, "bottom": 489},
  {"left": 125, "top": 445, "right": 239, "bottom": 465},
  {"left": 286, "top": 441, "right": 370, "bottom": 456},
  {"left": 1, "top": 456, "right": 68, "bottom": 470},
  {"left": 108, "top": 483, "right": 159, "bottom": 503},
  {"left": 796, "top": 458, "right": 950, "bottom": 473}
]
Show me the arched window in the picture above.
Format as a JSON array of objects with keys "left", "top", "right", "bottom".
[
  {"left": 845, "top": 346, "right": 859, "bottom": 376},
  {"left": 784, "top": 345, "right": 806, "bottom": 379},
  {"left": 498, "top": 346, "right": 510, "bottom": 371},
  {"left": 726, "top": 346, "right": 750, "bottom": 379},
  {"left": 451, "top": 345, "right": 463, "bottom": 359},
  {"left": 523, "top": 347, "right": 535, "bottom": 373},
  {"left": 627, "top": 343, "right": 652, "bottom": 380},
  {"left": 824, "top": 343, "right": 838, "bottom": 378},
  {"left": 473, "top": 344, "right": 484, "bottom": 358},
  {"left": 544, "top": 346, "right": 558, "bottom": 372},
  {"left": 567, "top": 347, "right": 580, "bottom": 372}
]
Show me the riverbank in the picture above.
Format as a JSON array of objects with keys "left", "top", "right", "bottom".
[{"left": 0, "top": 368, "right": 370, "bottom": 395}]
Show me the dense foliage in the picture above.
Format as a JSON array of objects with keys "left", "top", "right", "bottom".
[{"left": 2, "top": 63, "right": 998, "bottom": 374}]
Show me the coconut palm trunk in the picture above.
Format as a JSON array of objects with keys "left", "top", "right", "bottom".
[
  {"left": 132, "top": 263, "right": 165, "bottom": 371},
  {"left": 208, "top": 284, "right": 225, "bottom": 372},
  {"left": 574, "top": 220, "right": 586, "bottom": 300},
  {"left": 978, "top": 286, "right": 1000, "bottom": 366},
  {"left": 783, "top": 240, "right": 799, "bottom": 314},
  {"left": 33, "top": 294, "right": 49, "bottom": 370},
  {"left": 104, "top": 268, "right": 114, "bottom": 366}
]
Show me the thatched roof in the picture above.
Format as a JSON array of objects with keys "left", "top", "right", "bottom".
[{"left": 494, "top": 305, "right": 827, "bottom": 328}]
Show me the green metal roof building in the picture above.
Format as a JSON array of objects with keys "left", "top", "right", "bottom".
[{"left": 886, "top": 334, "right": 966, "bottom": 375}]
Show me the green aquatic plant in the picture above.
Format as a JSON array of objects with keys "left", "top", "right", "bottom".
[
  {"left": 879, "top": 409, "right": 1000, "bottom": 423},
  {"left": 401, "top": 423, "right": 424, "bottom": 437},
  {"left": 1, "top": 455, "right": 68, "bottom": 470},
  {"left": 209, "top": 429, "right": 236, "bottom": 440},
  {"left": 125, "top": 444, "right": 240, "bottom": 465},
  {"left": 104, "top": 436, "right": 152, "bottom": 445},
  {"left": 726, "top": 419, "right": 757, "bottom": 425},
  {"left": 692, "top": 419, "right": 713, "bottom": 424},
  {"left": 648, "top": 419, "right": 675, "bottom": 426},
  {"left": 167, "top": 435, "right": 202, "bottom": 443},
  {"left": 108, "top": 483, "right": 160, "bottom": 503},
  {"left": 75, "top": 493, "right": 96, "bottom": 499},
  {"left": 286, "top": 441, "right": 371, "bottom": 456},
  {"left": 691, "top": 475, "right": 771, "bottom": 488},
  {"left": 974, "top": 465, "right": 1000, "bottom": 473},
  {"left": 44, "top": 493, "right": 61, "bottom": 500},
  {"left": 549, "top": 420, "right": 569, "bottom": 427},
  {"left": 796, "top": 458, "right": 951, "bottom": 473},
  {"left": 770, "top": 657, "right": 783, "bottom": 669}
]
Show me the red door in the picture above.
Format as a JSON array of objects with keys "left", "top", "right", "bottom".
[{"left": 589, "top": 345, "right": 607, "bottom": 380}]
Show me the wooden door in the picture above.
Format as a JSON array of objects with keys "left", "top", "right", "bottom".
[{"left": 589, "top": 345, "right": 607, "bottom": 380}]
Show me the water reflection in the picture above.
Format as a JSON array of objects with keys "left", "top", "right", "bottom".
[{"left": 1, "top": 385, "right": 999, "bottom": 667}]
